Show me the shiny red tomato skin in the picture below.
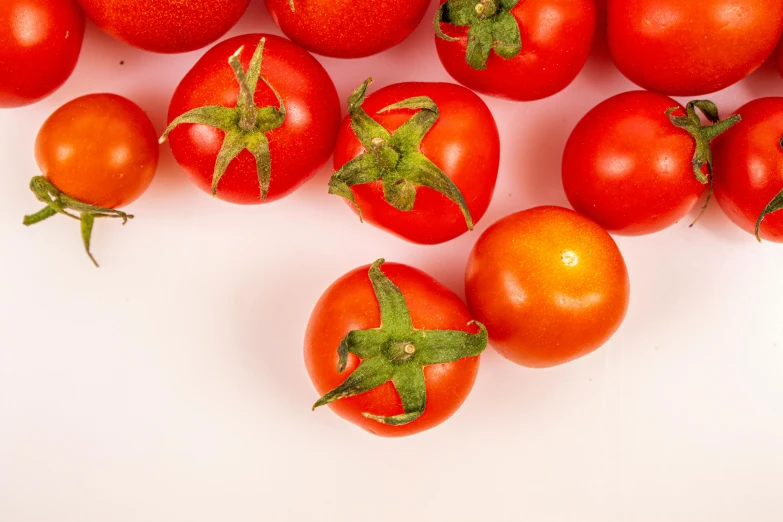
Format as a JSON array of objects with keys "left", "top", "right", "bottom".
[
  {"left": 264, "top": 0, "right": 430, "bottom": 58},
  {"left": 305, "top": 262, "right": 481, "bottom": 437},
  {"left": 167, "top": 34, "right": 341, "bottom": 205},
  {"left": 435, "top": 0, "right": 596, "bottom": 101},
  {"left": 0, "top": 0, "right": 84, "bottom": 108},
  {"left": 713, "top": 98, "right": 783, "bottom": 242},
  {"left": 77, "top": 0, "right": 249, "bottom": 53},
  {"left": 777, "top": 38, "right": 783, "bottom": 79},
  {"left": 333, "top": 82, "right": 500, "bottom": 244},
  {"left": 607, "top": 0, "right": 783, "bottom": 96},
  {"left": 562, "top": 91, "right": 706, "bottom": 235}
]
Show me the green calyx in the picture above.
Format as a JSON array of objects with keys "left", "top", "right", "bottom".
[
  {"left": 313, "top": 259, "right": 488, "bottom": 426},
  {"left": 160, "top": 38, "right": 285, "bottom": 201},
  {"left": 328, "top": 78, "right": 474, "bottom": 230},
  {"left": 754, "top": 135, "right": 783, "bottom": 242},
  {"left": 22, "top": 176, "right": 132, "bottom": 267},
  {"left": 666, "top": 100, "right": 742, "bottom": 225},
  {"left": 434, "top": 0, "right": 522, "bottom": 70}
]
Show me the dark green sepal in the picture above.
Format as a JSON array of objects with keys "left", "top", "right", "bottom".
[
  {"left": 313, "top": 259, "right": 488, "bottom": 426},
  {"left": 755, "top": 188, "right": 783, "bottom": 242}
]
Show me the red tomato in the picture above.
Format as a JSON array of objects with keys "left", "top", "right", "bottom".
[
  {"left": 465, "top": 206, "right": 630, "bottom": 368},
  {"left": 713, "top": 98, "right": 783, "bottom": 243},
  {"left": 77, "top": 0, "right": 248, "bottom": 53},
  {"left": 607, "top": 0, "right": 783, "bottom": 96},
  {"left": 778, "top": 38, "right": 783, "bottom": 79},
  {"left": 562, "top": 91, "right": 740, "bottom": 235},
  {"left": 25, "top": 93, "right": 159, "bottom": 265},
  {"left": 264, "top": 0, "right": 430, "bottom": 58},
  {"left": 306, "top": 259, "right": 486, "bottom": 437},
  {"left": 0, "top": 0, "right": 84, "bottom": 108},
  {"left": 331, "top": 80, "right": 500, "bottom": 244},
  {"left": 164, "top": 34, "right": 341, "bottom": 204},
  {"left": 434, "top": 0, "right": 596, "bottom": 101}
]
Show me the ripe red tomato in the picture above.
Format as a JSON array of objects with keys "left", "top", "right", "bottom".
[
  {"left": 264, "top": 0, "right": 430, "bottom": 58},
  {"left": 24, "top": 93, "right": 159, "bottom": 265},
  {"left": 434, "top": 0, "right": 596, "bottom": 101},
  {"left": 465, "top": 206, "right": 630, "bottom": 368},
  {"left": 331, "top": 80, "right": 500, "bottom": 244},
  {"left": 607, "top": 0, "right": 783, "bottom": 96},
  {"left": 777, "top": 38, "right": 783, "bottom": 79},
  {"left": 163, "top": 34, "right": 341, "bottom": 205},
  {"left": 562, "top": 91, "right": 741, "bottom": 235},
  {"left": 713, "top": 98, "right": 783, "bottom": 243},
  {"left": 77, "top": 0, "right": 248, "bottom": 53},
  {"left": 0, "top": 0, "right": 84, "bottom": 108},
  {"left": 306, "top": 259, "right": 487, "bottom": 437}
]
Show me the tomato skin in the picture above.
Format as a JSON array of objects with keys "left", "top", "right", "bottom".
[
  {"left": 435, "top": 0, "right": 596, "bottom": 101},
  {"left": 264, "top": 0, "right": 430, "bottom": 58},
  {"left": 333, "top": 82, "right": 500, "bottom": 244},
  {"left": 306, "top": 262, "right": 481, "bottom": 437},
  {"left": 465, "top": 206, "right": 630, "bottom": 368},
  {"left": 562, "top": 91, "right": 706, "bottom": 235},
  {"left": 607, "top": 0, "right": 783, "bottom": 96},
  {"left": 0, "top": 0, "right": 84, "bottom": 108},
  {"left": 713, "top": 98, "right": 783, "bottom": 242},
  {"left": 35, "top": 93, "right": 158, "bottom": 209},
  {"left": 77, "top": 0, "right": 249, "bottom": 53},
  {"left": 167, "top": 34, "right": 341, "bottom": 205},
  {"left": 777, "top": 38, "right": 783, "bottom": 79}
]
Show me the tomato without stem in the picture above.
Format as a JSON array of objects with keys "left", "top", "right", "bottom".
[
  {"left": 562, "top": 91, "right": 741, "bottom": 235},
  {"left": 434, "top": 0, "right": 596, "bottom": 101},
  {"left": 607, "top": 0, "right": 783, "bottom": 96},
  {"left": 0, "top": 0, "right": 85, "bottom": 108},
  {"left": 163, "top": 34, "right": 341, "bottom": 205},
  {"left": 331, "top": 80, "right": 499, "bottom": 244},
  {"left": 77, "top": 0, "right": 249, "bottom": 53},
  {"left": 713, "top": 98, "right": 783, "bottom": 243},
  {"left": 306, "top": 260, "right": 487, "bottom": 437},
  {"left": 465, "top": 207, "right": 630, "bottom": 368},
  {"left": 264, "top": 0, "right": 430, "bottom": 58},
  {"left": 24, "top": 93, "right": 159, "bottom": 265}
]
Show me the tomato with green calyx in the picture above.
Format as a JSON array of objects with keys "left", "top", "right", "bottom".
[
  {"left": 306, "top": 259, "right": 487, "bottom": 437},
  {"left": 161, "top": 35, "right": 341, "bottom": 205},
  {"left": 331, "top": 79, "right": 500, "bottom": 244},
  {"left": 434, "top": 0, "right": 596, "bottom": 101},
  {"left": 713, "top": 98, "right": 783, "bottom": 243},
  {"left": 562, "top": 91, "right": 741, "bottom": 235},
  {"left": 23, "top": 93, "right": 159, "bottom": 266},
  {"left": 264, "top": 0, "right": 430, "bottom": 58}
]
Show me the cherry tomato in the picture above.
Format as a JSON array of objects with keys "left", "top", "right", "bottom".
[
  {"left": 24, "top": 93, "right": 159, "bottom": 265},
  {"left": 562, "top": 91, "right": 740, "bottom": 235},
  {"left": 607, "top": 0, "right": 783, "bottom": 96},
  {"left": 434, "top": 0, "right": 596, "bottom": 101},
  {"left": 163, "top": 34, "right": 341, "bottom": 205},
  {"left": 713, "top": 98, "right": 783, "bottom": 243},
  {"left": 0, "top": 0, "right": 85, "bottom": 108},
  {"left": 264, "top": 0, "right": 430, "bottom": 58},
  {"left": 331, "top": 80, "right": 500, "bottom": 244},
  {"left": 306, "top": 259, "right": 487, "bottom": 437},
  {"left": 465, "top": 206, "right": 630, "bottom": 368},
  {"left": 77, "top": 0, "right": 249, "bottom": 53}
]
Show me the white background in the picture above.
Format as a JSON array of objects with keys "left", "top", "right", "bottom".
[{"left": 2, "top": 2, "right": 783, "bottom": 521}]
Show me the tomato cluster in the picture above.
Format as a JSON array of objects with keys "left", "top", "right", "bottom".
[{"left": 4, "top": 0, "right": 783, "bottom": 437}]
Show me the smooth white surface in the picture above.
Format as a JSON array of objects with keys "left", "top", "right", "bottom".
[{"left": 2, "top": 3, "right": 783, "bottom": 521}]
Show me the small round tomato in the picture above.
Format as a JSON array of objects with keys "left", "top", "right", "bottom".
[
  {"left": 434, "top": 0, "right": 596, "bottom": 101},
  {"left": 713, "top": 98, "right": 783, "bottom": 243},
  {"left": 465, "top": 206, "right": 630, "bottom": 368},
  {"left": 306, "top": 259, "right": 487, "bottom": 437},
  {"left": 24, "top": 93, "right": 159, "bottom": 265},
  {"left": 562, "top": 91, "right": 741, "bottom": 235},
  {"left": 331, "top": 80, "right": 500, "bottom": 244},
  {"left": 607, "top": 0, "right": 783, "bottom": 96},
  {"left": 77, "top": 0, "right": 248, "bottom": 53},
  {"left": 264, "top": 0, "right": 430, "bottom": 58},
  {"left": 162, "top": 34, "right": 341, "bottom": 205},
  {"left": 0, "top": 0, "right": 85, "bottom": 108}
]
